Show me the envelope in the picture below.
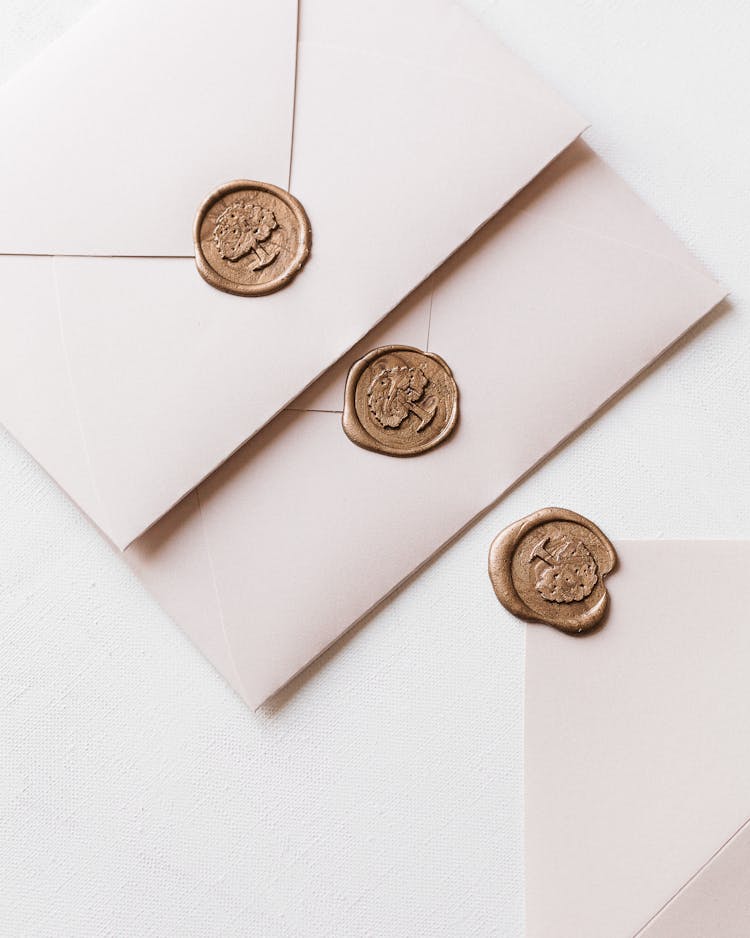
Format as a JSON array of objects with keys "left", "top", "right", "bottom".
[
  {"left": 0, "top": 0, "right": 586, "bottom": 549},
  {"left": 122, "top": 141, "right": 726, "bottom": 707},
  {"left": 525, "top": 540, "right": 750, "bottom": 938}
]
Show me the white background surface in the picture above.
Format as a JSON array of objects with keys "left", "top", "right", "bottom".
[{"left": 1, "top": 1, "right": 748, "bottom": 936}]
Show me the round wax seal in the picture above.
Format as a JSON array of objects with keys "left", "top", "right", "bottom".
[
  {"left": 342, "top": 345, "right": 459, "bottom": 456},
  {"left": 194, "top": 180, "right": 311, "bottom": 296},
  {"left": 488, "top": 508, "right": 617, "bottom": 634}
]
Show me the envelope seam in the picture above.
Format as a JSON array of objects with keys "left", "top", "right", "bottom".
[
  {"left": 287, "top": 0, "right": 301, "bottom": 192},
  {"left": 52, "top": 256, "right": 108, "bottom": 529},
  {"left": 195, "top": 488, "right": 250, "bottom": 705},
  {"left": 425, "top": 290, "right": 435, "bottom": 353},
  {"left": 517, "top": 206, "right": 723, "bottom": 285},
  {"left": 285, "top": 407, "right": 342, "bottom": 415},
  {"left": 632, "top": 814, "right": 750, "bottom": 936},
  {"left": 0, "top": 253, "right": 194, "bottom": 260}
]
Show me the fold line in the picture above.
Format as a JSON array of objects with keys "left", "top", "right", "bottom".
[
  {"left": 196, "top": 488, "right": 251, "bottom": 705},
  {"left": 632, "top": 815, "right": 750, "bottom": 936},
  {"left": 285, "top": 406, "right": 342, "bottom": 415},
  {"left": 53, "top": 256, "right": 107, "bottom": 527},
  {"left": 516, "top": 205, "right": 723, "bottom": 286},
  {"left": 287, "top": 0, "right": 301, "bottom": 192},
  {"left": 0, "top": 253, "right": 194, "bottom": 260},
  {"left": 425, "top": 289, "right": 435, "bottom": 352}
]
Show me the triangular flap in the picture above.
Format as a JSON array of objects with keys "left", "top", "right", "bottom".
[
  {"left": 299, "top": 0, "right": 570, "bottom": 95},
  {"left": 0, "top": 0, "right": 297, "bottom": 256},
  {"left": 41, "top": 8, "right": 584, "bottom": 549},
  {"left": 126, "top": 489, "right": 250, "bottom": 704},
  {"left": 0, "top": 256, "right": 99, "bottom": 519}
]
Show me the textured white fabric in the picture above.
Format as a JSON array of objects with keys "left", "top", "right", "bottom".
[{"left": 0, "top": 1, "right": 748, "bottom": 936}]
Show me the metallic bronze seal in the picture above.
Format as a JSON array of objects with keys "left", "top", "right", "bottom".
[
  {"left": 342, "top": 345, "right": 459, "bottom": 456},
  {"left": 194, "top": 180, "right": 311, "bottom": 296},
  {"left": 488, "top": 508, "right": 617, "bottom": 634}
]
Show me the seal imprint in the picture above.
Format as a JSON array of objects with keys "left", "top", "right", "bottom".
[
  {"left": 342, "top": 345, "right": 459, "bottom": 456},
  {"left": 194, "top": 180, "right": 311, "bottom": 296},
  {"left": 488, "top": 508, "right": 617, "bottom": 634}
]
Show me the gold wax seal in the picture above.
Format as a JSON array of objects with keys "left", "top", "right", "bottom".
[
  {"left": 194, "top": 180, "right": 311, "bottom": 296},
  {"left": 488, "top": 508, "right": 617, "bottom": 634},
  {"left": 342, "top": 345, "right": 459, "bottom": 456}
]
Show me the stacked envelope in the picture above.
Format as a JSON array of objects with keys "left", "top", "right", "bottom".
[{"left": 0, "top": 0, "right": 746, "bottom": 934}]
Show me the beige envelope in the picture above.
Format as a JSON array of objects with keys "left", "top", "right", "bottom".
[
  {"left": 525, "top": 540, "right": 750, "bottom": 938},
  {"left": 124, "top": 142, "right": 726, "bottom": 707},
  {"left": 0, "top": 0, "right": 585, "bottom": 549}
]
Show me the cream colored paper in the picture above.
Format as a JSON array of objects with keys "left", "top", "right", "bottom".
[{"left": 526, "top": 540, "right": 750, "bottom": 938}]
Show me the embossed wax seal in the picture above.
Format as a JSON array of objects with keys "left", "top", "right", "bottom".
[
  {"left": 342, "top": 345, "right": 459, "bottom": 456},
  {"left": 194, "top": 180, "right": 311, "bottom": 296},
  {"left": 488, "top": 508, "right": 617, "bottom": 634}
]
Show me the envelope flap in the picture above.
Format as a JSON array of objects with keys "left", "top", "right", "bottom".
[
  {"left": 126, "top": 489, "right": 250, "bottom": 704},
  {"left": 0, "top": 0, "right": 586, "bottom": 549},
  {"left": 0, "top": 257, "right": 99, "bottom": 516},
  {"left": 299, "top": 0, "right": 562, "bottom": 95},
  {"left": 121, "top": 144, "right": 725, "bottom": 710},
  {"left": 0, "top": 0, "right": 298, "bottom": 256},
  {"left": 503, "top": 141, "right": 712, "bottom": 274}
]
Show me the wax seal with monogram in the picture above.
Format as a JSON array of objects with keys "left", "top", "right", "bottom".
[
  {"left": 342, "top": 346, "right": 459, "bottom": 456},
  {"left": 488, "top": 508, "right": 617, "bottom": 634},
  {"left": 194, "top": 180, "right": 311, "bottom": 296}
]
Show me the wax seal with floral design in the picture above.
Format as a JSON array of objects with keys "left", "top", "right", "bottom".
[
  {"left": 342, "top": 345, "right": 459, "bottom": 456},
  {"left": 488, "top": 508, "right": 617, "bottom": 634},
  {"left": 194, "top": 180, "right": 311, "bottom": 296}
]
